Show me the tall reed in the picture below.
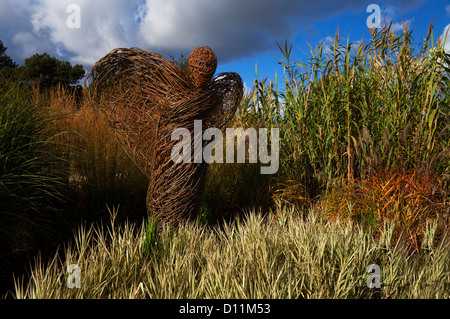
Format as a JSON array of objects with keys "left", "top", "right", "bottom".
[{"left": 226, "top": 22, "right": 450, "bottom": 225}]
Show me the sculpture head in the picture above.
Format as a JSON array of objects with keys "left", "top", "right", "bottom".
[{"left": 188, "top": 46, "right": 217, "bottom": 88}]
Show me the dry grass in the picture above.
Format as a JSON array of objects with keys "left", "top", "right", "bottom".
[{"left": 47, "top": 84, "right": 149, "bottom": 222}]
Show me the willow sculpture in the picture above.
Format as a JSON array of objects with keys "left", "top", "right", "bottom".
[{"left": 85, "top": 46, "right": 243, "bottom": 223}]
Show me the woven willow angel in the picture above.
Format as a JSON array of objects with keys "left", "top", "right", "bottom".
[{"left": 86, "top": 47, "right": 243, "bottom": 223}]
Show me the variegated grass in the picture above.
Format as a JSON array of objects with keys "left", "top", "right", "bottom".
[{"left": 9, "top": 205, "right": 449, "bottom": 299}]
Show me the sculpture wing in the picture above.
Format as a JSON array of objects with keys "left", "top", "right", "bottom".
[
  {"left": 85, "top": 47, "right": 193, "bottom": 177},
  {"left": 206, "top": 72, "right": 244, "bottom": 130}
]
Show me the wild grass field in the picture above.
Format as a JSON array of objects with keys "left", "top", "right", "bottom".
[{"left": 1, "top": 23, "right": 449, "bottom": 299}]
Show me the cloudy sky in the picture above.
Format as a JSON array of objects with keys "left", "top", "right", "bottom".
[{"left": 1, "top": 0, "right": 449, "bottom": 87}]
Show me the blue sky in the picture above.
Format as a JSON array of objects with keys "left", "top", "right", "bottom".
[
  {"left": 218, "top": 0, "right": 450, "bottom": 91},
  {"left": 1, "top": 0, "right": 449, "bottom": 90}
]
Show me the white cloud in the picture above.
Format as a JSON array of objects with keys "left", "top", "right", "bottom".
[
  {"left": 243, "top": 82, "right": 253, "bottom": 96},
  {"left": 382, "top": 5, "right": 397, "bottom": 19},
  {"left": 320, "top": 36, "right": 361, "bottom": 57},
  {"left": 379, "top": 5, "right": 413, "bottom": 33},
  {"left": 12, "top": 31, "right": 53, "bottom": 58},
  {"left": 321, "top": 36, "right": 335, "bottom": 56},
  {"left": 391, "top": 19, "right": 413, "bottom": 33},
  {"left": 446, "top": 4, "right": 450, "bottom": 17},
  {"left": 29, "top": 0, "right": 143, "bottom": 66},
  {"left": 444, "top": 24, "right": 450, "bottom": 54},
  {"left": 0, "top": 0, "right": 424, "bottom": 69}
]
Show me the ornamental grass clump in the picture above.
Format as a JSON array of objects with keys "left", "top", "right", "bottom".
[
  {"left": 9, "top": 206, "right": 450, "bottom": 299},
  {"left": 0, "top": 83, "right": 68, "bottom": 265},
  {"left": 86, "top": 46, "right": 243, "bottom": 224},
  {"left": 323, "top": 168, "right": 449, "bottom": 251}
]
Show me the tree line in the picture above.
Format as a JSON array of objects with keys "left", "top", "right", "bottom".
[{"left": 0, "top": 40, "right": 85, "bottom": 91}]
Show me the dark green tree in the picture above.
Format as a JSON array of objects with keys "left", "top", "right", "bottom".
[
  {"left": 19, "top": 53, "right": 85, "bottom": 90},
  {"left": 0, "top": 41, "right": 17, "bottom": 69},
  {"left": 170, "top": 54, "right": 189, "bottom": 75},
  {"left": 0, "top": 41, "right": 18, "bottom": 83}
]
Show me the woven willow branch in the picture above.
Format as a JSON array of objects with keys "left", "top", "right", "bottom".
[{"left": 85, "top": 47, "right": 243, "bottom": 223}]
